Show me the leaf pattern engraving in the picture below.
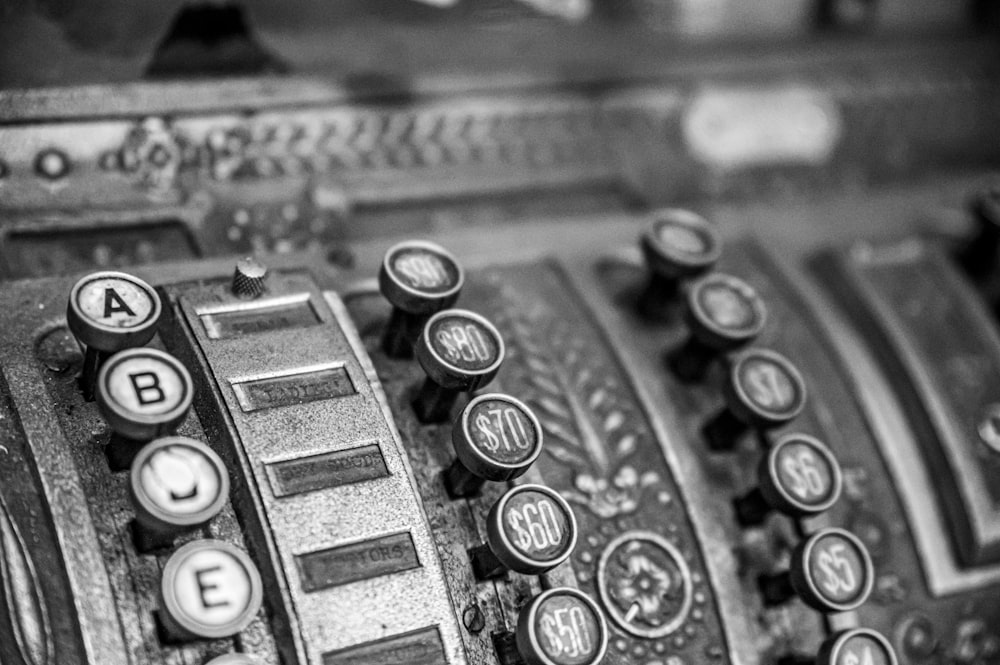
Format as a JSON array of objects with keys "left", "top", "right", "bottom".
[
  {"left": 498, "top": 293, "right": 613, "bottom": 475},
  {"left": 493, "top": 282, "right": 662, "bottom": 518},
  {"left": 0, "top": 493, "right": 53, "bottom": 665}
]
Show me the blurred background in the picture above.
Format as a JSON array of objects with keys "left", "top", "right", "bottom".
[{"left": 0, "top": 0, "right": 996, "bottom": 88}]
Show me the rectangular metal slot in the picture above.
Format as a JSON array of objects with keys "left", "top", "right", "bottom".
[
  {"left": 231, "top": 363, "right": 356, "bottom": 412},
  {"left": 198, "top": 293, "right": 321, "bottom": 339},
  {"left": 266, "top": 443, "right": 389, "bottom": 497},
  {"left": 322, "top": 626, "right": 446, "bottom": 665},
  {"left": 296, "top": 532, "right": 421, "bottom": 592}
]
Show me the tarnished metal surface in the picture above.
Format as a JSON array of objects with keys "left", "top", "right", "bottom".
[
  {"left": 0, "top": 46, "right": 1000, "bottom": 664},
  {"left": 165, "top": 270, "right": 464, "bottom": 664}
]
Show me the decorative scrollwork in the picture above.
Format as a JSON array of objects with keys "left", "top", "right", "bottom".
[{"left": 494, "top": 286, "right": 660, "bottom": 518}]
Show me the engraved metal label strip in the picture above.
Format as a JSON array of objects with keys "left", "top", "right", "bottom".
[
  {"left": 296, "top": 532, "right": 421, "bottom": 592},
  {"left": 231, "top": 363, "right": 356, "bottom": 412},
  {"left": 322, "top": 626, "right": 447, "bottom": 665},
  {"left": 198, "top": 293, "right": 321, "bottom": 339},
  {"left": 265, "top": 443, "right": 389, "bottom": 498}
]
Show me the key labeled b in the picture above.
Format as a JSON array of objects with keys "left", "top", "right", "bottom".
[{"left": 97, "top": 348, "right": 194, "bottom": 441}]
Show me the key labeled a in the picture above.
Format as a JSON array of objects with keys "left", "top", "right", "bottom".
[{"left": 66, "top": 270, "right": 162, "bottom": 400}]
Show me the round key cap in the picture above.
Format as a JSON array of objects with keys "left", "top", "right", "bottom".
[
  {"left": 379, "top": 240, "right": 464, "bottom": 357},
  {"left": 130, "top": 437, "right": 230, "bottom": 552},
  {"left": 67, "top": 270, "right": 162, "bottom": 352},
  {"left": 66, "top": 270, "right": 162, "bottom": 400},
  {"left": 759, "top": 527, "right": 874, "bottom": 613},
  {"left": 670, "top": 272, "right": 767, "bottom": 382},
  {"left": 159, "top": 539, "right": 263, "bottom": 641},
  {"left": 703, "top": 347, "right": 807, "bottom": 450},
  {"left": 444, "top": 393, "right": 543, "bottom": 498},
  {"left": 817, "top": 629, "right": 898, "bottom": 665},
  {"left": 412, "top": 309, "right": 504, "bottom": 423},
  {"left": 97, "top": 348, "right": 194, "bottom": 441},
  {"left": 515, "top": 587, "right": 609, "bottom": 665},
  {"left": 734, "top": 433, "right": 842, "bottom": 525},
  {"left": 470, "top": 484, "right": 577, "bottom": 578},
  {"left": 638, "top": 209, "right": 722, "bottom": 320}
]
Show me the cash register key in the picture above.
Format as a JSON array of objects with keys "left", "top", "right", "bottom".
[
  {"left": 159, "top": 539, "right": 263, "bottom": 642},
  {"left": 129, "top": 436, "right": 230, "bottom": 553},
  {"left": 816, "top": 629, "right": 899, "bottom": 665},
  {"left": 514, "top": 587, "right": 609, "bottom": 665},
  {"left": 734, "top": 433, "right": 843, "bottom": 526},
  {"left": 703, "top": 347, "right": 808, "bottom": 451},
  {"left": 638, "top": 209, "right": 722, "bottom": 321},
  {"left": 96, "top": 348, "right": 194, "bottom": 471},
  {"left": 759, "top": 527, "right": 875, "bottom": 613},
  {"left": 412, "top": 309, "right": 504, "bottom": 423},
  {"left": 379, "top": 239, "right": 464, "bottom": 358},
  {"left": 469, "top": 484, "right": 577, "bottom": 578},
  {"left": 66, "top": 270, "right": 162, "bottom": 400},
  {"left": 444, "top": 393, "right": 543, "bottom": 498},
  {"left": 670, "top": 272, "right": 768, "bottom": 382},
  {"left": 231, "top": 257, "right": 268, "bottom": 299}
]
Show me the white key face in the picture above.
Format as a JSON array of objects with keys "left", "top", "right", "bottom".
[
  {"left": 170, "top": 548, "right": 255, "bottom": 631},
  {"left": 658, "top": 222, "right": 709, "bottom": 256},
  {"left": 75, "top": 277, "right": 157, "bottom": 329},
  {"left": 105, "top": 355, "right": 186, "bottom": 416},
  {"left": 139, "top": 445, "right": 222, "bottom": 516}
]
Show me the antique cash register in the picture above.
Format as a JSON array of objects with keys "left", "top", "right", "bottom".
[{"left": 0, "top": 2, "right": 998, "bottom": 665}]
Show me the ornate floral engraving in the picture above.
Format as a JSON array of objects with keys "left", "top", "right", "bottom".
[
  {"left": 598, "top": 532, "right": 693, "bottom": 639},
  {"left": 566, "top": 466, "right": 661, "bottom": 519},
  {"left": 480, "top": 269, "right": 720, "bottom": 661},
  {"left": 494, "top": 288, "right": 661, "bottom": 518},
  {"left": 0, "top": 493, "right": 53, "bottom": 665}
]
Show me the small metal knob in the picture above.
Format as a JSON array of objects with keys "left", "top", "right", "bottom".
[{"left": 232, "top": 257, "right": 268, "bottom": 298}]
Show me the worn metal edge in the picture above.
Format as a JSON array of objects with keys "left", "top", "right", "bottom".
[
  {"left": 562, "top": 258, "right": 751, "bottom": 665},
  {"left": 0, "top": 319, "right": 129, "bottom": 664},
  {"left": 799, "top": 246, "right": 1000, "bottom": 596},
  {"left": 323, "top": 290, "right": 470, "bottom": 665}
]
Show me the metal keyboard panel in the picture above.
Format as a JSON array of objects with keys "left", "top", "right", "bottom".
[{"left": 169, "top": 271, "right": 464, "bottom": 665}]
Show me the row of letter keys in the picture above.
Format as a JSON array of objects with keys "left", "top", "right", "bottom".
[{"left": 66, "top": 269, "right": 265, "bottom": 660}]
